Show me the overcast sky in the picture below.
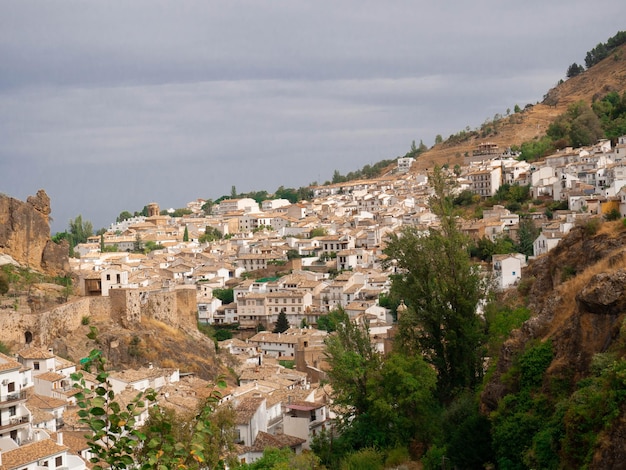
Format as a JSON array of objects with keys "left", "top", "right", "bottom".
[{"left": 1, "top": 1, "right": 625, "bottom": 234}]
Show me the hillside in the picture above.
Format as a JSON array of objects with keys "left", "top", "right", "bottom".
[
  {"left": 482, "top": 220, "right": 626, "bottom": 468},
  {"left": 412, "top": 42, "right": 626, "bottom": 171}
]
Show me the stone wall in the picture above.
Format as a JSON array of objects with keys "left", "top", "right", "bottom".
[
  {"left": 1, "top": 287, "right": 198, "bottom": 349},
  {"left": 38, "top": 298, "right": 92, "bottom": 346},
  {"left": 108, "top": 287, "right": 197, "bottom": 329}
]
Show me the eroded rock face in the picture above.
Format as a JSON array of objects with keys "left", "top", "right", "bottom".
[
  {"left": 0, "top": 190, "right": 68, "bottom": 275},
  {"left": 577, "top": 270, "right": 626, "bottom": 315}
]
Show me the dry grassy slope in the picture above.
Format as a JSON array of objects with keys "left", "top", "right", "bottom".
[
  {"left": 412, "top": 43, "right": 626, "bottom": 171},
  {"left": 53, "top": 317, "right": 224, "bottom": 381}
]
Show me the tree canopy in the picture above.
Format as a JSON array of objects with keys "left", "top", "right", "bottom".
[{"left": 383, "top": 167, "right": 490, "bottom": 403}]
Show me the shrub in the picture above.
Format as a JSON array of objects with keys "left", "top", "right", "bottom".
[
  {"left": 81, "top": 316, "right": 90, "bottom": 325},
  {"left": 340, "top": 448, "right": 384, "bottom": 470},
  {"left": 384, "top": 446, "right": 410, "bottom": 467},
  {"left": 0, "top": 271, "right": 8, "bottom": 295},
  {"left": 603, "top": 208, "right": 621, "bottom": 221},
  {"left": 582, "top": 218, "right": 601, "bottom": 237}
]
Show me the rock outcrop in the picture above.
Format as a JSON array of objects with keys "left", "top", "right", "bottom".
[
  {"left": 0, "top": 190, "right": 69, "bottom": 275},
  {"left": 481, "top": 221, "right": 626, "bottom": 469}
]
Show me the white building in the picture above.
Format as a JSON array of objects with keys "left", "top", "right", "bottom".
[{"left": 492, "top": 253, "right": 526, "bottom": 289}]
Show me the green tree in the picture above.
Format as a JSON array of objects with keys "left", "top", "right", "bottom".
[
  {"left": 310, "top": 227, "right": 327, "bottom": 238},
  {"left": 435, "top": 134, "right": 443, "bottom": 145},
  {"left": 183, "top": 226, "right": 189, "bottom": 242},
  {"left": 230, "top": 185, "right": 238, "bottom": 199},
  {"left": 199, "top": 226, "right": 222, "bottom": 243},
  {"left": 384, "top": 166, "right": 489, "bottom": 403},
  {"left": 212, "top": 288, "right": 234, "bottom": 304},
  {"left": 516, "top": 219, "right": 540, "bottom": 257},
  {"left": 514, "top": 104, "right": 521, "bottom": 113},
  {"left": 67, "top": 214, "right": 94, "bottom": 256},
  {"left": 324, "top": 314, "right": 380, "bottom": 419},
  {"left": 367, "top": 353, "right": 439, "bottom": 448},
  {"left": 133, "top": 234, "right": 143, "bottom": 253},
  {"left": 201, "top": 199, "right": 214, "bottom": 215},
  {"left": 116, "top": 211, "right": 133, "bottom": 223},
  {"left": 143, "top": 241, "right": 164, "bottom": 253},
  {"left": 316, "top": 308, "right": 346, "bottom": 332},
  {"left": 273, "top": 310, "right": 290, "bottom": 333},
  {"left": 566, "top": 62, "right": 585, "bottom": 78}
]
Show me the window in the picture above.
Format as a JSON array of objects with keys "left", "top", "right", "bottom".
[
  {"left": 8, "top": 382, "right": 15, "bottom": 392},
  {"left": 34, "top": 362, "right": 40, "bottom": 370},
  {"left": 56, "top": 456, "right": 63, "bottom": 467},
  {"left": 106, "top": 274, "right": 111, "bottom": 281},
  {"left": 9, "top": 405, "right": 16, "bottom": 416}
]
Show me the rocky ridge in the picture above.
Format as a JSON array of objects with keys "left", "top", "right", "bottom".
[{"left": 0, "top": 190, "right": 69, "bottom": 276}]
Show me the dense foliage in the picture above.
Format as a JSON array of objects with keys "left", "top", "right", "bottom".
[
  {"left": 327, "top": 158, "right": 396, "bottom": 185},
  {"left": 584, "top": 30, "right": 626, "bottom": 68},
  {"left": 384, "top": 167, "right": 490, "bottom": 403}
]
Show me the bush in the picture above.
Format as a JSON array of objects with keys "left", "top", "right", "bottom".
[
  {"left": 0, "top": 271, "right": 8, "bottom": 295},
  {"left": 214, "top": 329, "right": 233, "bottom": 341},
  {"left": 340, "top": 448, "right": 384, "bottom": 470},
  {"left": 384, "top": 446, "right": 410, "bottom": 467},
  {"left": 81, "top": 316, "right": 90, "bottom": 325},
  {"left": 604, "top": 208, "right": 621, "bottom": 221},
  {"left": 582, "top": 218, "right": 601, "bottom": 237}
]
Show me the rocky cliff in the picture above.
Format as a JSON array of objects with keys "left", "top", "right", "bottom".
[
  {"left": 482, "top": 219, "right": 626, "bottom": 468},
  {"left": 0, "top": 190, "right": 69, "bottom": 275}
]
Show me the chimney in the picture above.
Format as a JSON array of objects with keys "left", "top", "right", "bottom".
[{"left": 57, "top": 432, "right": 63, "bottom": 446}]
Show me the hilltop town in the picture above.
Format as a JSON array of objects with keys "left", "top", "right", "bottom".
[{"left": 3, "top": 128, "right": 626, "bottom": 468}]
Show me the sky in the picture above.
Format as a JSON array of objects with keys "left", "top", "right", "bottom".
[{"left": 1, "top": 1, "right": 625, "bottom": 234}]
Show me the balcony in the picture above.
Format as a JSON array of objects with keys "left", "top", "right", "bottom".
[
  {"left": 0, "top": 390, "right": 27, "bottom": 405},
  {"left": 0, "top": 414, "right": 30, "bottom": 431}
]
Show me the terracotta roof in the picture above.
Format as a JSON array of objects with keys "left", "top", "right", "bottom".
[
  {"left": 17, "top": 347, "right": 55, "bottom": 360},
  {"left": 0, "top": 353, "right": 21, "bottom": 372},
  {"left": 234, "top": 397, "right": 264, "bottom": 425},
  {"left": 27, "top": 394, "right": 68, "bottom": 410},
  {"left": 247, "top": 431, "right": 305, "bottom": 452},
  {"left": 34, "top": 371, "right": 65, "bottom": 382},
  {"left": 0, "top": 438, "right": 69, "bottom": 470}
]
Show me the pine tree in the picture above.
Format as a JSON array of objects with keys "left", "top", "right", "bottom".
[{"left": 273, "top": 310, "right": 290, "bottom": 333}]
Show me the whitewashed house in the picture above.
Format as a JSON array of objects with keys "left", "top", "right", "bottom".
[{"left": 492, "top": 253, "right": 526, "bottom": 289}]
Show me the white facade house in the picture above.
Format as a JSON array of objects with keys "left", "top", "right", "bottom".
[
  {"left": 397, "top": 157, "right": 415, "bottom": 173},
  {"left": 533, "top": 232, "right": 565, "bottom": 257},
  {"left": 0, "top": 353, "right": 32, "bottom": 443},
  {"left": 283, "top": 400, "right": 330, "bottom": 449},
  {"left": 218, "top": 198, "right": 260, "bottom": 215},
  {"left": 492, "top": 253, "right": 526, "bottom": 289},
  {"left": 107, "top": 367, "right": 180, "bottom": 395},
  {"left": 234, "top": 396, "right": 267, "bottom": 447}
]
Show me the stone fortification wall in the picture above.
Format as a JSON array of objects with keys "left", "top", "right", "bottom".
[
  {"left": 2, "top": 287, "right": 198, "bottom": 349},
  {"left": 109, "top": 287, "right": 197, "bottom": 329},
  {"left": 38, "top": 298, "right": 91, "bottom": 346},
  {"left": 0, "top": 312, "right": 40, "bottom": 345}
]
